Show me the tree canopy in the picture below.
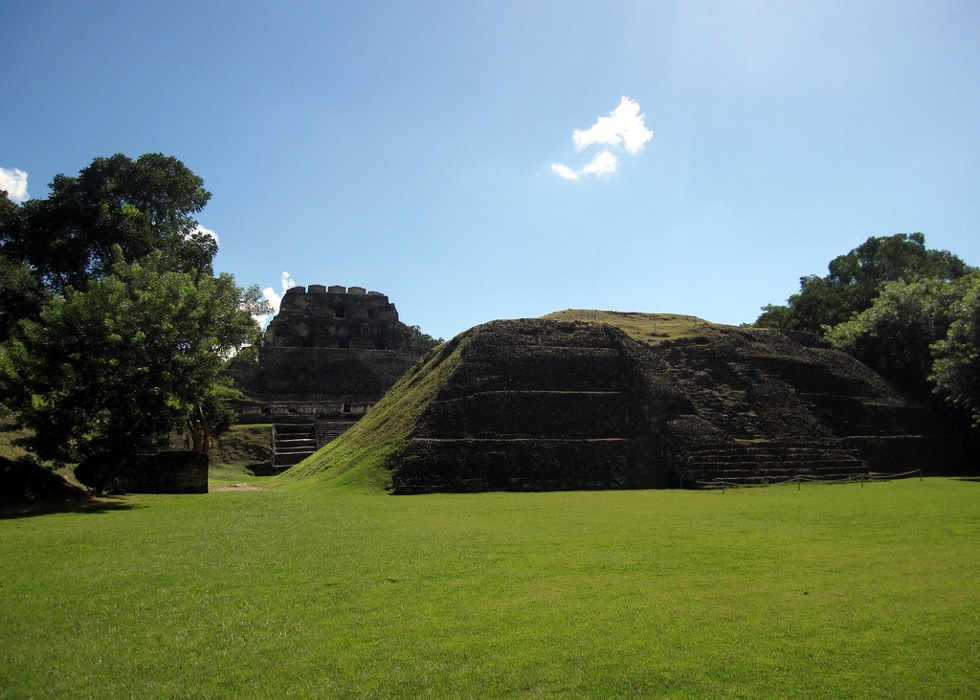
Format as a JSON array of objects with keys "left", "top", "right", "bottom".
[
  {"left": 0, "top": 153, "right": 267, "bottom": 468},
  {"left": 825, "top": 276, "right": 969, "bottom": 407},
  {"left": 928, "top": 276, "right": 980, "bottom": 429},
  {"left": 756, "top": 233, "right": 973, "bottom": 335},
  {"left": 0, "top": 153, "right": 215, "bottom": 297},
  {"left": 757, "top": 233, "right": 979, "bottom": 431},
  {"left": 0, "top": 254, "right": 265, "bottom": 465}
]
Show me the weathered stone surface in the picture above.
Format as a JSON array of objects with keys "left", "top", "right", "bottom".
[
  {"left": 388, "top": 317, "right": 976, "bottom": 493},
  {"left": 393, "top": 319, "right": 678, "bottom": 492},
  {"left": 264, "top": 285, "right": 414, "bottom": 350},
  {"left": 225, "top": 285, "right": 426, "bottom": 466}
]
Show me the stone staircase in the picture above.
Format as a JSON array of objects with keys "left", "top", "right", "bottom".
[
  {"left": 315, "top": 419, "right": 358, "bottom": 447},
  {"left": 272, "top": 423, "right": 317, "bottom": 469},
  {"left": 678, "top": 439, "right": 868, "bottom": 487}
]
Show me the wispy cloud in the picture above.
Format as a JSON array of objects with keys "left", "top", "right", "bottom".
[
  {"left": 550, "top": 163, "right": 579, "bottom": 181},
  {"left": 0, "top": 166, "right": 29, "bottom": 203},
  {"left": 257, "top": 271, "right": 297, "bottom": 328},
  {"left": 579, "top": 150, "right": 619, "bottom": 176},
  {"left": 551, "top": 96, "right": 653, "bottom": 180}
]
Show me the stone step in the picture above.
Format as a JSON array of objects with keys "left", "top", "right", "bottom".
[
  {"left": 272, "top": 422, "right": 318, "bottom": 469},
  {"left": 686, "top": 457, "right": 865, "bottom": 466},
  {"left": 276, "top": 446, "right": 317, "bottom": 455},
  {"left": 678, "top": 439, "right": 868, "bottom": 488}
]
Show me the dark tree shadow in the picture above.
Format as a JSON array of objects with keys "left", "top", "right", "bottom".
[
  {"left": 0, "top": 456, "right": 140, "bottom": 519},
  {"left": 0, "top": 496, "right": 139, "bottom": 519}
]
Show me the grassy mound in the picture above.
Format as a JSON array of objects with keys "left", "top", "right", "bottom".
[
  {"left": 277, "top": 312, "right": 704, "bottom": 492},
  {"left": 542, "top": 309, "right": 719, "bottom": 345},
  {"left": 277, "top": 309, "right": 974, "bottom": 492},
  {"left": 277, "top": 330, "right": 472, "bottom": 492},
  {"left": 208, "top": 423, "right": 275, "bottom": 484}
]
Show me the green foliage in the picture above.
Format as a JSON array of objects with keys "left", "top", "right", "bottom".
[
  {"left": 1, "top": 480, "right": 979, "bottom": 697},
  {"left": 207, "top": 423, "right": 274, "bottom": 483},
  {"left": 407, "top": 324, "right": 444, "bottom": 351},
  {"left": 931, "top": 276, "right": 980, "bottom": 428},
  {"left": 0, "top": 255, "right": 48, "bottom": 343},
  {"left": 754, "top": 302, "right": 793, "bottom": 329},
  {"left": 826, "top": 277, "right": 966, "bottom": 405},
  {"left": 756, "top": 233, "right": 973, "bottom": 335},
  {"left": 0, "top": 153, "right": 271, "bottom": 465},
  {"left": 0, "top": 254, "right": 267, "bottom": 465},
  {"left": 759, "top": 233, "right": 979, "bottom": 428},
  {"left": 0, "top": 153, "right": 214, "bottom": 296},
  {"left": 0, "top": 406, "right": 30, "bottom": 461},
  {"left": 826, "top": 273, "right": 980, "bottom": 427}
]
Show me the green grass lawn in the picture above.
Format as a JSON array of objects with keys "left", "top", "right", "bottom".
[{"left": 2, "top": 479, "right": 979, "bottom": 698}]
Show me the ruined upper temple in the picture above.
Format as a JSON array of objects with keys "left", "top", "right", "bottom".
[
  {"left": 264, "top": 284, "right": 418, "bottom": 350},
  {"left": 225, "top": 285, "right": 426, "bottom": 467}
]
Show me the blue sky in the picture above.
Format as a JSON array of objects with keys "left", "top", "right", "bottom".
[{"left": 3, "top": 1, "right": 979, "bottom": 340}]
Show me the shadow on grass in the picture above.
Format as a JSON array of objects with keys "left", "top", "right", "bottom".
[
  {"left": 952, "top": 476, "right": 980, "bottom": 484},
  {"left": 0, "top": 496, "right": 140, "bottom": 520},
  {"left": 0, "top": 456, "right": 142, "bottom": 519}
]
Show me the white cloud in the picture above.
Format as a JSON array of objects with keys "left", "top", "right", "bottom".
[
  {"left": 579, "top": 150, "right": 619, "bottom": 176},
  {"left": 552, "top": 96, "right": 653, "bottom": 180},
  {"left": 573, "top": 96, "right": 653, "bottom": 155},
  {"left": 550, "top": 150, "right": 620, "bottom": 180},
  {"left": 550, "top": 163, "right": 579, "bottom": 181},
  {"left": 257, "top": 271, "right": 297, "bottom": 328},
  {"left": 0, "top": 167, "right": 29, "bottom": 203}
]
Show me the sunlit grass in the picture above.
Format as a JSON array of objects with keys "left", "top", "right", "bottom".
[
  {"left": 279, "top": 331, "right": 471, "bottom": 491},
  {"left": 542, "top": 309, "right": 720, "bottom": 345},
  {"left": 2, "top": 479, "right": 978, "bottom": 698}
]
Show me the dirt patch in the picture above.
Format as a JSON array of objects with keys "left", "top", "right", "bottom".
[{"left": 211, "top": 482, "right": 263, "bottom": 492}]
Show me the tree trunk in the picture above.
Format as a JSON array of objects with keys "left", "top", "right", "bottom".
[{"left": 187, "top": 405, "right": 211, "bottom": 455}]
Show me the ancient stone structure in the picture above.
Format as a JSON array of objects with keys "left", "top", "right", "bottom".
[
  {"left": 225, "top": 285, "right": 425, "bottom": 468},
  {"left": 377, "top": 316, "right": 976, "bottom": 493},
  {"left": 264, "top": 285, "right": 416, "bottom": 351}
]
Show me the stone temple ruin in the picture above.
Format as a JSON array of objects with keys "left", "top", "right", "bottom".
[
  {"left": 225, "top": 285, "right": 424, "bottom": 468},
  {"left": 382, "top": 315, "right": 976, "bottom": 493}
]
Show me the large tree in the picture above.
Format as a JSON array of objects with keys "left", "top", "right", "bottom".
[
  {"left": 0, "top": 153, "right": 268, "bottom": 469},
  {"left": 1, "top": 153, "right": 215, "bottom": 297},
  {"left": 0, "top": 189, "right": 48, "bottom": 342},
  {"left": 0, "top": 252, "right": 266, "bottom": 466},
  {"left": 826, "top": 277, "right": 969, "bottom": 407},
  {"left": 756, "top": 233, "right": 973, "bottom": 335}
]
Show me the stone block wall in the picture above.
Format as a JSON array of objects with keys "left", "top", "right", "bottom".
[
  {"left": 224, "top": 285, "right": 428, "bottom": 446},
  {"left": 264, "top": 285, "right": 413, "bottom": 350}
]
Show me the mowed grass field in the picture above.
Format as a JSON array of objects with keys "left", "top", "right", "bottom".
[{"left": 2, "top": 479, "right": 979, "bottom": 698}]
